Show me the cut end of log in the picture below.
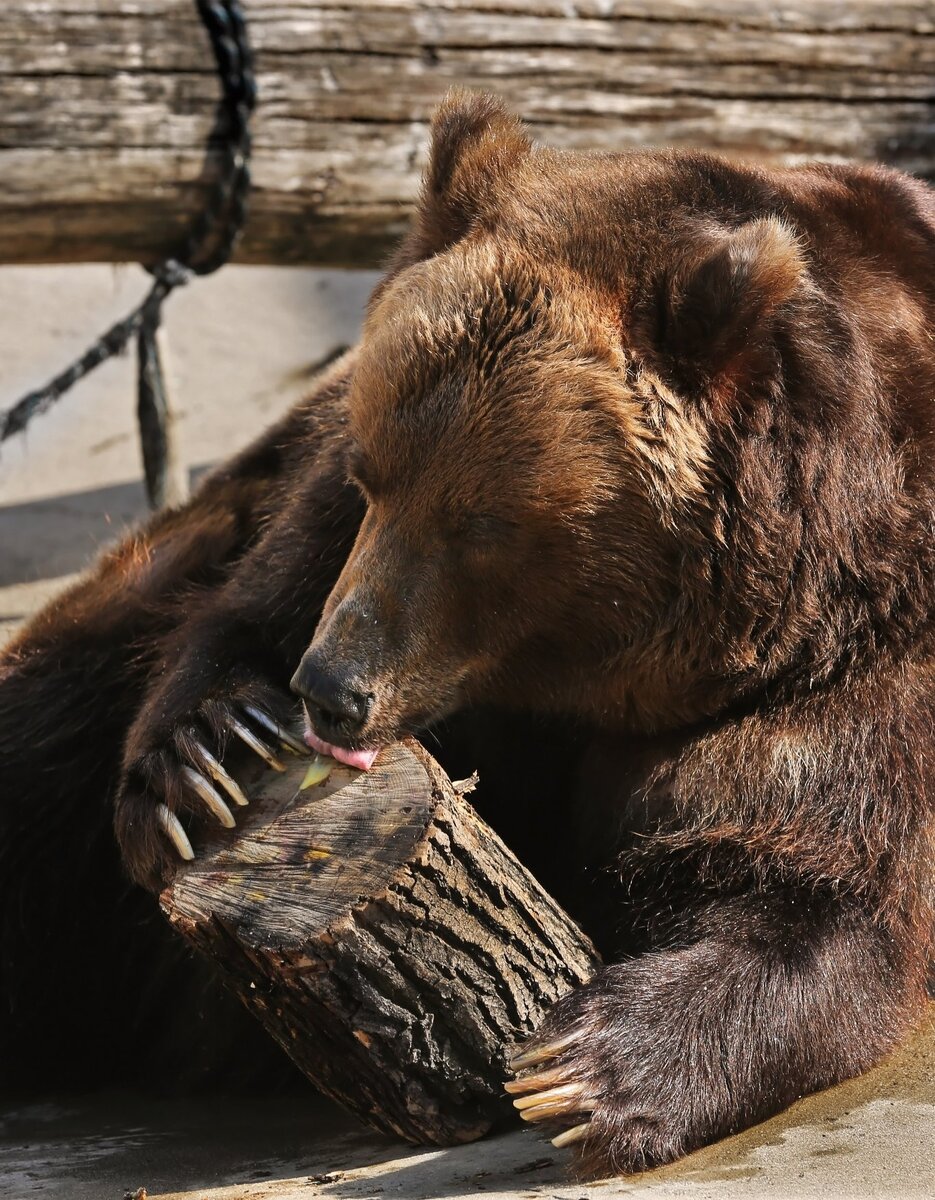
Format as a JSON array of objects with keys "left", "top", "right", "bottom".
[
  {"left": 161, "top": 735, "right": 599, "bottom": 1147},
  {"left": 166, "top": 741, "right": 436, "bottom": 947}
]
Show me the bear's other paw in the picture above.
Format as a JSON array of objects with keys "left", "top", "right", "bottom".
[
  {"left": 115, "top": 679, "right": 308, "bottom": 890},
  {"left": 506, "top": 958, "right": 736, "bottom": 1177}
]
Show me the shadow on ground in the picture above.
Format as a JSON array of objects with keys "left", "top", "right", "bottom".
[
  {"left": 0, "top": 467, "right": 218, "bottom": 588},
  {"left": 1, "top": 1009, "right": 931, "bottom": 1200}
]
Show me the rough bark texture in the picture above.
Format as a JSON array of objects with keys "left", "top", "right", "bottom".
[
  {"left": 162, "top": 738, "right": 599, "bottom": 1145},
  {"left": 2, "top": 1, "right": 934, "bottom": 267}
]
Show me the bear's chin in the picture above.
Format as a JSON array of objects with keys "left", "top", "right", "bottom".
[{"left": 302, "top": 724, "right": 381, "bottom": 771}]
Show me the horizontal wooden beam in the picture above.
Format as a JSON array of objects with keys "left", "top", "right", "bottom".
[{"left": 2, "top": 0, "right": 934, "bottom": 267}]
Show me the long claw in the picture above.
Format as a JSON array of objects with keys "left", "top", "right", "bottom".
[
  {"left": 193, "top": 743, "right": 248, "bottom": 807},
  {"left": 228, "top": 716, "right": 287, "bottom": 771},
  {"left": 243, "top": 703, "right": 309, "bottom": 755},
  {"left": 504, "top": 1066, "right": 567, "bottom": 1095},
  {"left": 518, "top": 1097, "right": 596, "bottom": 1123},
  {"left": 552, "top": 1122, "right": 590, "bottom": 1149},
  {"left": 510, "top": 1030, "right": 580, "bottom": 1071},
  {"left": 181, "top": 766, "right": 236, "bottom": 828},
  {"left": 520, "top": 1102, "right": 577, "bottom": 1123},
  {"left": 512, "top": 1083, "right": 587, "bottom": 1113},
  {"left": 156, "top": 803, "right": 195, "bottom": 861}
]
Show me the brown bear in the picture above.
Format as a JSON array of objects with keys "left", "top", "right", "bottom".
[{"left": 2, "top": 92, "right": 934, "bottom": 1176}]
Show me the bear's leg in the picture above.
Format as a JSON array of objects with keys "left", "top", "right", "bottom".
[
  {"left": 114, "top": 411, "right": 365, "bottom": 890},
  {"left": 508, "top": 665, "right": 933, "bottom": 1175},
  {"left": 0, "top": 356, "right": 355, "bottom": 1086},
  {"left": 508, "top": 890, "right": 924, "bottom": 1174}
]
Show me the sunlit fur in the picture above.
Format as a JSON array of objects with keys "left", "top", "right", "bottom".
[{"left": 1, "top": 94, "right": 933, "bottom": 1173}]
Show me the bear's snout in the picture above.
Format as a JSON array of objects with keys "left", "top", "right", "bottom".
[{"left": 291, "top": 651, "right": 374, "bottom": 740}]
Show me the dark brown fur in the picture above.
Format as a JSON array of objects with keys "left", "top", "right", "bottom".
[{"left": 2, "top": 94, "right": 933, "bottom": 1173}]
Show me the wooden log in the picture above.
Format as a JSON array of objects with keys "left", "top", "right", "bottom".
[
  {"left": 160, "top": 737, "right": 599, "bottom": 1145},
  {"left": 2, "top": 0, "right": 934, "bottom": 267}
]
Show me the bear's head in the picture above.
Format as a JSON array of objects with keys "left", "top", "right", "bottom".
[{"left": 291, "top": 92, "right": 898, "bottom": 767}]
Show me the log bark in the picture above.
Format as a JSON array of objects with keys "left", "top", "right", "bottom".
[
  {"left": 161, "top": 738, "right": 599, "bottom": 1145},
  {"left": 2, "top": 1, "right": 934, "bottom": 267}
]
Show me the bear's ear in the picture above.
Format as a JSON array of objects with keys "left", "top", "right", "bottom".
[
  {"left": 652, "top": 217, "right": 806, "bottom": 398},
  {"left": 397, "top": 91, "right": 532, "bottom": 266}
]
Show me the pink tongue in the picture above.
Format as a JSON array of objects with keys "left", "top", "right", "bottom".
[{"left": 303, "top": 726, "right": 380, "bottom": 771}]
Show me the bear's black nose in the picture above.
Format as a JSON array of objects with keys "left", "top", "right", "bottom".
[{"left": 290, "top": 653, "right": 373, "bottom": 736}]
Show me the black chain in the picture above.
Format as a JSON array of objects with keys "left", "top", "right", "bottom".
[{"left": 0, "top": 0, "right": 256, "bottom": 445}]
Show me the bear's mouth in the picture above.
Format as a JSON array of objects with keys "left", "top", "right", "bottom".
[{"left": 302, "top": 714, "right": 381, "bottom": 771}]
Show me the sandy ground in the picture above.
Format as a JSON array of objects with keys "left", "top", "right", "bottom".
[
  {"left": 2, "top": 1007, "right": 933, "bottom": 1200},
  {"left": 0, "top": 265, "right": 932, "bottom": 1199}
]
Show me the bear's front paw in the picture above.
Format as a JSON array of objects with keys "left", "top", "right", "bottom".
[
  {"left": 115, "top": 678, "right": 309, "bottom": 890},
  {"left": 506, "top": 960, "right": 729, "bottom": 1177}
]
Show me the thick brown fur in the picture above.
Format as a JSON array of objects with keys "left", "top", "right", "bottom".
[
  {"left": 2, "top": 93, "right": 933, "bottom": 1173},
  {"left": 0, "top": 359, "right": 358, "bottom": 1089}
]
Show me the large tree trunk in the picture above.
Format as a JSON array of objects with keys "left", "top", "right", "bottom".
[
  {"left": 161, "top": 738, "right": 599, "bottom": 1145},
  {"left": 2, "top": 0, "right": 933, "bottom": 267}
]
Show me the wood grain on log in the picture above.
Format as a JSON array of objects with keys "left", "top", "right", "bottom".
[
  {"left": 2, "top": 1, "right": 933, "bottom": 267},
  {"left": 161, "top": 738, "right": 599, "bottom": 1145}
]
